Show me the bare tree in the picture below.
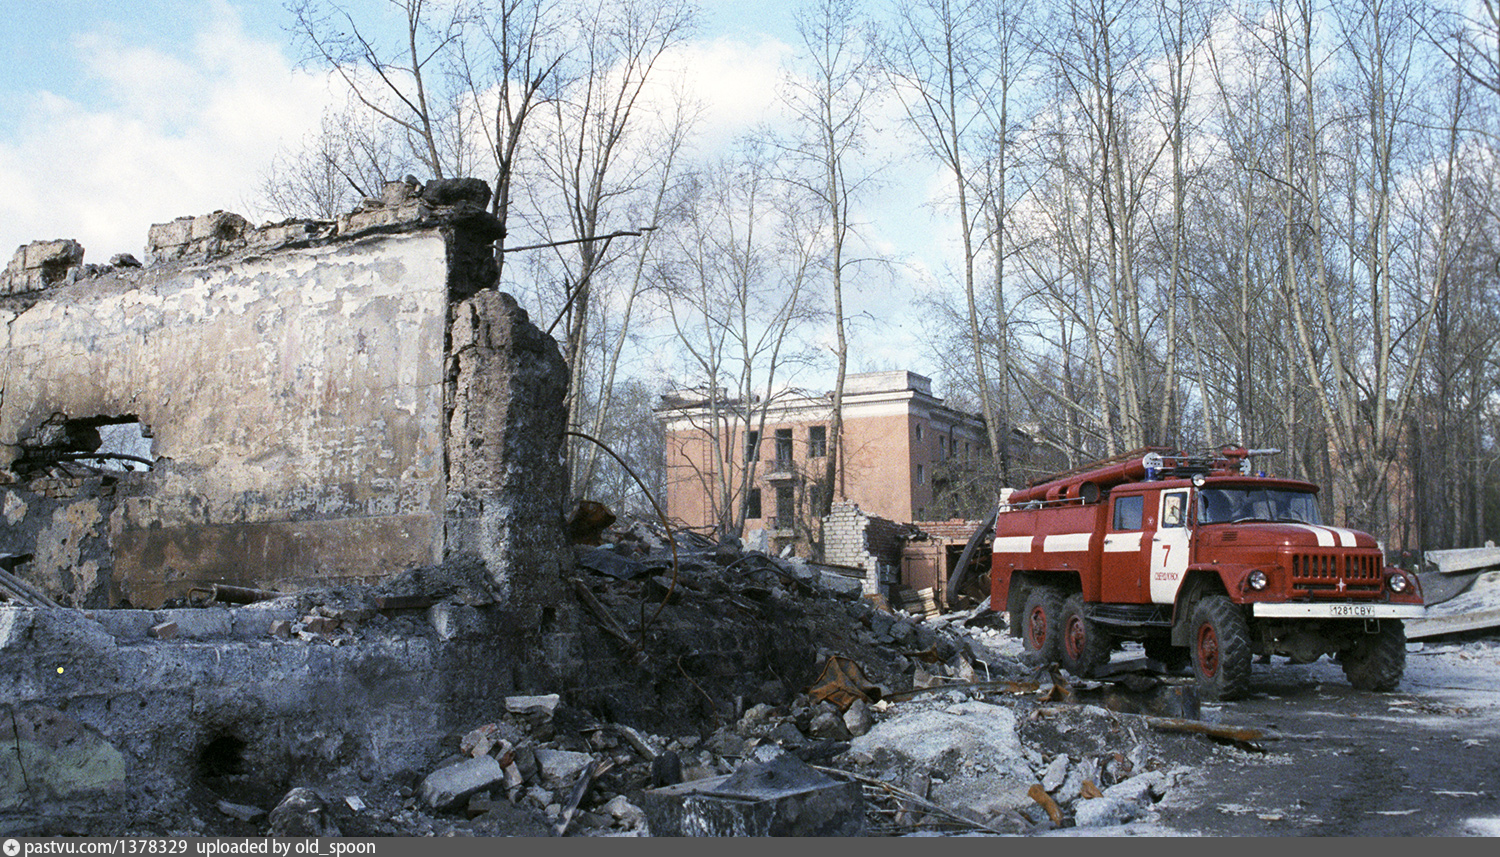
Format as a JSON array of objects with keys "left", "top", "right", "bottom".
[
  {"left": 289, "top": 0, "right": 467, "bottom": 179},
  {"left": 658, "top": 144, "right": 824, "bottom": 536},
  {"left": 780, "top": 0, "right": 882, "bottom": 525},
  {"left": 887, "top": 0, "right": 1012, "bottom": 469},
  {"left": 517, "top": 0, "right": 695, "bottom": 491}
]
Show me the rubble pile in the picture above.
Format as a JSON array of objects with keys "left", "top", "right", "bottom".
[{"left": 123, "top": 515, "right": 1234, "bottom": 837}]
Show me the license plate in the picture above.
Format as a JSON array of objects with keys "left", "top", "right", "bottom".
[{"left": 1330, "top": 604, "right": 1374, "bottom": 617}]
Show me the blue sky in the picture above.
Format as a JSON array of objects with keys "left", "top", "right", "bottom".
[{"left": 0, "top": 0, "right": 943, "bottom": 382}]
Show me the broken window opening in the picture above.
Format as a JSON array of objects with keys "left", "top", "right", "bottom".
[
  {"left": 774, "top": 428, "right": 793, "bottom": 468},
  {"left": 15, "top": 414, "right": 156, "bottom": 479},
  {"left": 808, "top": 425, "right": 826, "bottom": 458}
]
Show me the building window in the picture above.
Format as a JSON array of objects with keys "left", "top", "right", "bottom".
[
  {"left": 916, "top": 463, "right": 925, "bottom": 485},
  {"left": 938, "top": 435, "right": 947, "bottom": 460},
  {"left": 914, "top": 423, "right": 924, "bottom": 441},
  {"left": 809, "top": 483, "right": 824, "bottom": 512},
  {"left": 746, "top": 430, "right": 760, "bottom": 462},
  {"left": 746, "top": 488, "right": 762, "bottom": 519},
  {"left": 808, "top": 425, "right": 827, "bottom": 457},
  {"left": 776, "top": 484, "right": 795, "bottom": 522},
  {"left": 775, "top": 428, "right": 793, "bottom": 467}
]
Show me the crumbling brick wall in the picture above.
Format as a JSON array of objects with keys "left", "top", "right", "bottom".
[
  {"left": 822, "top": 502, "right": 909, "bottom": 597},
  {"left": 0, "top": 179, "right": 568, "bottom": 608}
]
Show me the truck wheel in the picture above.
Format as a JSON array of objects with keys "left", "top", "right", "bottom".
[
  {"left": 1341, "top": 620, "right": 1406, "bottom": 692},
  {"left": 1190, "top": 596, "right": 1252, "bottom": 701},
  {"left": 1021, "top": 586, "right": 1066, "bottom": 664},
  {"left": 1060, "top": 593, "right": 1112, "bottom": 678},
  {"left": 1144, "top": 637, "right": 1190, "bottom": 673}
]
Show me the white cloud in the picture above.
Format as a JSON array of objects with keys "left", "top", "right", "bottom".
[{"left": 0, "top": 5, "right": 337, "bottom": 262}]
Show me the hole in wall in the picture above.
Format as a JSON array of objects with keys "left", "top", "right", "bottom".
[
  {"left": 197, "top": 734, "right": 247, "bottom": 779},
  {"left": 14, "top": 414, "right": 156, "bottom": 478}
]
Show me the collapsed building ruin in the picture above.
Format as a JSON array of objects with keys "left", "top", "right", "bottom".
[{"left": 0, "top": 180, "right": 1313, "bottom": 838}]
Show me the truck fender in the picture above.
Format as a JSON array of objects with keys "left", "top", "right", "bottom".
[{"left": 1170, "top": 569, "right": 1230, "bottom": 647}]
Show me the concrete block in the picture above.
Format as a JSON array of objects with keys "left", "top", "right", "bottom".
[
  {"left": 428, "top": 602, "right": 486, "bottom": 640},
  {"left": 420, "top": 755, "right": 505, "bottom": 810},
  {"left": 505, "top": 693, "right": 561, "bottom": 717},
  {"left": 89, "top": 610, "right": 156, "bottom": 641},
  {"left": 534, "top": 748, "right": 593, "bottom": 789},
  {"left": 641, "top": 753, "right": 863, "bottom": 837},
  {"left": 157, "top": 608, "right": 232, "bottom": 639},
  {"left": 146, "top": 217, "right": 193, "bottom": 250}
]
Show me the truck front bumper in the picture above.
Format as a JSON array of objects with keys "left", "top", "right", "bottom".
[{"left": 1251, "top": 603, "right": 1427, "bottom": 619}]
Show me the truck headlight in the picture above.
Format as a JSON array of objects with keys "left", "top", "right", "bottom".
[
  {"left": 1248, "top": 570, "right": 1268, "bottom": 590},
  {"left": 1388, "top": 573, "right": 1408, "bottom": 593}
]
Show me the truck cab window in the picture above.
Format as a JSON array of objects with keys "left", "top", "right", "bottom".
[
  {"left": 1112, "top": 495, "right": 1143, "bottom": 530},
  {"left": 1162, "top": 492, "right": 1186, "bottom": 528}
]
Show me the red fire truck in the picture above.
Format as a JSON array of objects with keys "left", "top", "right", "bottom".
[{"left": 966, "top": 447, "right": 1425, "bottom": 700}]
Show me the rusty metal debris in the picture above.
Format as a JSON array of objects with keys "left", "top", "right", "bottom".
[
  {"left": 0, "top": 557, "right": 61, "bottom": 608},
  {"left": 808, "top": 656, "right": 882, "bottom": 712},
  {"left": 1028, "top": 783, "right": 1063, "bottom": 824},
  {"left": 187, "top": 584, "right": 281, "bottom": 605}
]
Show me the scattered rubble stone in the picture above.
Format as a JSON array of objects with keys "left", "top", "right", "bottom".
[
  {"left": 420, "top": 756, "right": 506, "bottom": 810},
  {"left": 268, "top": 788, "right": 341, "bottom": 837}
]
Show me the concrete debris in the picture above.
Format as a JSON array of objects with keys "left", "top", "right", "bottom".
[
  {"left": 215, "top": 800, "right": 265, "bottom": 822},
  {"left": 421, "top": 756, "right": 506, "bottom": 810},
  {"left": 3, "top": 506, "right": 1225, "bottom": 837},
  {"left": 1407, "top": 570, "right": 1500, "bottom": 640},
  {"left": 641, "top": 753, "right": 864, "bottom": 837},
  {"left": 535, "top": 748, "right": 595, "bottom": 790},
  {"left": 1041, "top": 753, "right": 1070, "bottom": 792},
  {"left": 507, "top": 694, "right": 562, "bottom": 718},
  {"left": 1424, "top": 545, "right": 1500, "bottom": 574},
  {"left": 268, "top": 788, "right": 341, "bottom": 837}
]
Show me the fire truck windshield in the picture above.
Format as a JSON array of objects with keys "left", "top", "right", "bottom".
[{"left": 1197, "top": 487, "right": 1322, "bottom": 525}]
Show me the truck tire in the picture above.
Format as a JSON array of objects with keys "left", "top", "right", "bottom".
[
  {"left": 1190, "top": 596, "right": 1252, "bottom": 701},
  {"left": 1341, "top": 620, "right": 1405, "bottom": 692},
  {"left": 1060, "top": 593, "right": 1112, "bottom": 678},
  {"left": 1021, "top": 586, "right": 1067, "bottom": 664},
  {"left": 1144, "top": 637, "right": 1191, "bottom": 673}
]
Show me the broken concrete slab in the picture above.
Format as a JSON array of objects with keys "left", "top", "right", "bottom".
[
  {"left": 506, "top": 694, "right": 561, "bottom": 718},
  {"left": 641, "top": 753, "right": 863, "bottom": 836},
  {"left": 845, "top": 700, "right": 1038, "bottom": 816},
  {"left": 1424, "top": 546, "right": 1500, "bottom": 574},
  {"left": 420, "top": 755, "right": 505, "bottom": 810},
  {"left": 1407, "top": 571, "right": 1500, "bottom": 640},
  {"left": 534, "top": 748, "right": 594, "bottom": 790}
]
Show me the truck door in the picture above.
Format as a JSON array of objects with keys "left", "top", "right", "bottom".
[
  {"left": 1150, "top": 489, "right": 1191, "bottom": 604},
  {"left": 1100, "top": 490, "right": 1154, "bottom": 603}
]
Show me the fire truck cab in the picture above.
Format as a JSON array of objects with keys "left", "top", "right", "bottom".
[{"left": 983, "top": 447, "right": 1425, "bottom": 700}]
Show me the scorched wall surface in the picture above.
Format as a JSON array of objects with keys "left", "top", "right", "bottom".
[{"left": 0, "top": 232, "right": 450, "bottom": 606}]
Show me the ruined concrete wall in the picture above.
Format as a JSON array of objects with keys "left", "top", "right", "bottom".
[
  {"left": 0, "top": 179, "right": 569, "bottom": 607},
  {"left": 0, "top": 603, "right": 520, "bottom": 834},
  {"left": 445, "top": 290, "right": 569, "bottom": 612},
  {"left": 0, "top": 231, "right": 451, "bottom": 606}
]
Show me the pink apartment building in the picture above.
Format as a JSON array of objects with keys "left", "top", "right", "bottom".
[{"left": 658, "top": 370, "right": 989, "bottom": 555}]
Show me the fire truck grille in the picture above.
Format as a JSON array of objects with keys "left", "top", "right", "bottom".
[{"left": 1289, "top": 552, "right": 1383, "bottom": 595}]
